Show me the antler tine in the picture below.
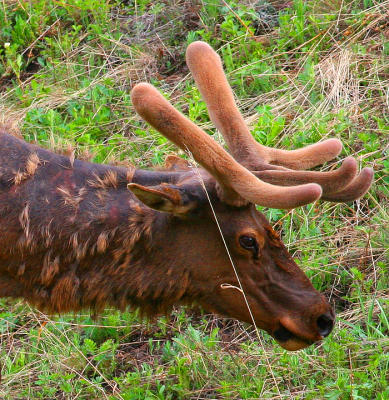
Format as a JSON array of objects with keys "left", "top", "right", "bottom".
[
  {"left": 254, "top": 162, "right": 373, "bottom": 202},
  {"left": 185, "top": 41, "right": 343, "bottom": 170},
  {"left": 131, "top": 82, "right": 322, "bottom": 209},
  {"left": 253, "top": 157, "right": 358, "bottom": 194},
  {"left": 321, "top": 167, "right": 374, "bottom": 202},
  {"left": 265, "top": 139, "right": 343, "bottom": 170},
  {"left": 186, "top": 41, "right": 258, "bottom": 166}
]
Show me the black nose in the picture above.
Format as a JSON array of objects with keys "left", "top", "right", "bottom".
[{"left": 316, "top": 312, "right": 334, "bottom": 337}]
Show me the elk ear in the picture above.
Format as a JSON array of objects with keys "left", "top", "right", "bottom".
[
  {"left": 164, "top": 154, "right": 192, "bottom": 171},
  {"left": 128, "top": 183, "right": 198, "bottom": 215}
]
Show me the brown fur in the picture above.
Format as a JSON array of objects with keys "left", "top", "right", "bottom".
[
  {"left": 14, "top": 153, "right": 40, "bottom": 185},
  {"left": 87, "top": 170, "right": 118, "bottom": 189}
]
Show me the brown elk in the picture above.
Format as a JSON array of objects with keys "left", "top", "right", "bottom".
[{"left": 0, "top": 42, "right": 373, "bottom": 351}]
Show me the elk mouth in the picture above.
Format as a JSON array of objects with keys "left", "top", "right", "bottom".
[{"left": 272, "top": 324, "right": 314, "bottom": 351}]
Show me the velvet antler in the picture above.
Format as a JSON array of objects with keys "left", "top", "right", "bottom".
[
  {"left": 185, "top": 41, "right": 373, "bottom": 202},
  {"left": 131, "top": 41, "right": 373, "bottom": 208},
  {"left": 131, "top": 83, "right": 322, "bottom": 209}
]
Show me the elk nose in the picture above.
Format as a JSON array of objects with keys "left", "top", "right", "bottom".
[{"left": 316, "top": 312, "right": 334, "bottom": 337}]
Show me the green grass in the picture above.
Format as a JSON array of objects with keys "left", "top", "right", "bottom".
[{"left": 0, "top": 0, "right": 388, "bottom": 398}]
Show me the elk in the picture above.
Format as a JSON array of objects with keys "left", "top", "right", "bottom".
[{"left": 0, "top": 41, "right": 373, "bottom": 351}]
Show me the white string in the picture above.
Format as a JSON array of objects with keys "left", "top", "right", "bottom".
[{"left": 191, "top": 165, "right": 282, "bottom": 397}]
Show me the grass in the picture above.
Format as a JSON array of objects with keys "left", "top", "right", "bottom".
[{"left": 0, "top": 0, "right": 388, "bottom": 398}]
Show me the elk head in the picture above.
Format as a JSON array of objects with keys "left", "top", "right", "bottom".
[{"left": 128, "top": 41, "right": 373, "bottom": 350}]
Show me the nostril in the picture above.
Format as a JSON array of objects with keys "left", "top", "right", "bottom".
[{"left": 317, "top": 313, "right": 334, "bottom": 337}]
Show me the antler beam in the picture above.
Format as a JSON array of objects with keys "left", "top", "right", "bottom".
[
  {"left": 185, "top": 41, "right": 343, "bottom": 170},
  {"left": 131, "top": 83, "right": 322, "bottom": 209},
  {"left": 131, "top": 41, "right": 373, "bottom": 207},
  {"left": 185, "top": 41, "right": 373, "bottom": 201}
]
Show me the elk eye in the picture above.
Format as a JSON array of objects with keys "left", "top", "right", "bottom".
[{"left": 239, "top": 235, "right": 257, "bottom": 250}]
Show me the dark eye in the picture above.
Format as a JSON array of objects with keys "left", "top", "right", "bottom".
[{"left": 239, "top": 235, "right": 257, "bottom": 250}]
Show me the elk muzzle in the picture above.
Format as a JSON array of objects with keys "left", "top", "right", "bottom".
[{"left": 272, "top": 298, "right": 335, "bottom": 351}]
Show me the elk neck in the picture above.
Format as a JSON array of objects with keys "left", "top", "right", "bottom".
[{"left": 0, "top": 133, "right": 192, "bottom": 315}]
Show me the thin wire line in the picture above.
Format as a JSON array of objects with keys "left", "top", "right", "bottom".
[{"left": 191, "top": 165, "right": 282, "bottom": 398}]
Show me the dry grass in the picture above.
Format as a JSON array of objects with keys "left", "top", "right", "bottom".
[{"left": 0, "top": 0, "right": 388, "bottom": 398}]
